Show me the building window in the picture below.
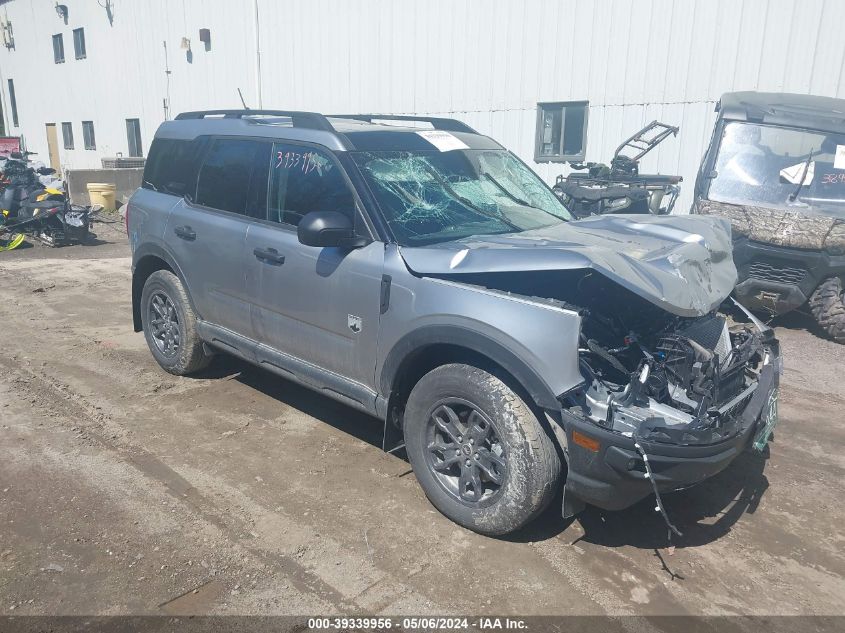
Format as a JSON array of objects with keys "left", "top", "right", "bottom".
[
  {"left": 534, "top": 101, "right": 589, "bottom": 162},
  {"left": 73, "top": 28, "right": 86, "bottom": 59},
  {"left": 61, "top": 121, "right": 74, "bottom": 149},
  {"left": 52, "top": 33, "right": 65, "bottom": 63},
  {"left": 7, "top": 79, "right": 18, "bottom": 127},
  {"left": 82, "top": 121, "right": 95, "bottom": 150},
  {"left": 126, "top": 118, "right": 142, "bottom": 157}
]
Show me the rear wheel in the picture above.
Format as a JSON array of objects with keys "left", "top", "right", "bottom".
[
  {"left": 809, "top": 276, "right": 845, "bottom": 344},
  {"left": 404, "top": 364, "right": 561, "bottom": 536},
  {"left": 140, "top": 270, "right": 211, "bottom": 375}
]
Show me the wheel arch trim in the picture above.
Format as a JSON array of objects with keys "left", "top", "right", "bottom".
[
  {"left": 379, "top": 325, "right": 562, "bottom": 412},
  {"left": 132, "top": 243, "right": 198, "bottom": 332}
]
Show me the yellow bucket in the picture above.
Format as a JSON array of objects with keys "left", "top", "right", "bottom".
[{"left": 86, "top": 182, "right": 117, "bottom": 212}]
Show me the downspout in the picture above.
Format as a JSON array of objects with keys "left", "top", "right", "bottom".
[{"left": 253, "top": 0, "right": 263, "bottom": 108}]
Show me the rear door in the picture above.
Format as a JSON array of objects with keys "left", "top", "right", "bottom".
[
  {"left": 165, "top": 137, "right": 270, "bottom": 337},
  {"left": 244, "top": 142, "right": 384, "bottom": 389}
]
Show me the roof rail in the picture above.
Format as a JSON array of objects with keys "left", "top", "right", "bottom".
[
  {"left": 329, "top": 114, "right": 477, "bottom": 134},
  {"left": 174, "top": 109, "right": 335, "bottom": 132}
]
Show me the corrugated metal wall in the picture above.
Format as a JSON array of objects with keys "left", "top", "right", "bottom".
[{"left": 2, "top": 0, "right": 844, "bottom": 211}]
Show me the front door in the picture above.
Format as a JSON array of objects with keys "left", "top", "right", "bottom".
[
  {"left": 244, "top": 142, "right": 384, "bottom": 390},
  {"left": 45, "top": 124, "right": 60, "bottom": 173}
]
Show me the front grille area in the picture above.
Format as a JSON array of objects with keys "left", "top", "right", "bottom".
[
  {"left": 716, "top": 363, "right": 747, "bottom": 405},
  {"left": 747, "top": 261, "right": 807, "bottom": 285},
  {"left": 677, "top": 315, "right": 727, "bottom": 352}
]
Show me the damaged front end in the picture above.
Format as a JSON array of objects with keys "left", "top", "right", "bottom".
[
  {"left": 573, "top": 304, "right": 778, "bottom": 448},
  {"left": 398, "top": 212, "right": 781, "bottom": 515},
  {"left": 559, "top": 296, "right": 781, "bottom": 516}
]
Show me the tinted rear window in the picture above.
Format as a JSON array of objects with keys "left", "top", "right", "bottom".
[
  {"left": 142, "top": 137, "right": 206, "bottom": 196},
  {"left": 195, "top": 139, "right": 270, "bottom": 216}
]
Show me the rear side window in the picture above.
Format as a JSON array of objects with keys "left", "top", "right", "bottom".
[
  {"left": 196, "top": 138, "right": 270, "bottom": 216},
  {"left": 268, "top": 143, "right": 355, "bottom": 226},
  {"left": 142, "top": 137, "right": 207, "bottom": 197}
]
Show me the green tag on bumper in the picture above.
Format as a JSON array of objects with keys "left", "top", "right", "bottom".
[{"left": 753, "top": 386, "right": 779, "bottom": 452}]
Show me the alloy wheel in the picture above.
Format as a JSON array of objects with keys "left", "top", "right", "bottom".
[
  {"left": 149, "top": 292, "right": 181, "bottom": 357},
  {"left": 424, "top": 398, "right": 508, "bottom": 506}
]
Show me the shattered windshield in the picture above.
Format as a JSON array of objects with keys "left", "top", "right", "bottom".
[
  {"left": 708, "top": 121, "right": 845, "bottom": 217},
  {"left": 351, "top": 150, "right": 572, "bottom": 245}
]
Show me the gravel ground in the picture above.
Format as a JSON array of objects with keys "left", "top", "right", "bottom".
[{"left": 0, "top": 223, "right": 843, "bottom": 621}]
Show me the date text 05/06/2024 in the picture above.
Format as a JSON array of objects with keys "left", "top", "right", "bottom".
[{"left": 307, "top": 617, "right": 528, "bottom": 630}]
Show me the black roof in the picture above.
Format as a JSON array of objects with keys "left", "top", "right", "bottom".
[
  {"left": 718, "top": 91, "right": 845, "bottom": 134},
  {"left": 163, "top": 110, "right": 502, "bottom": 152}
]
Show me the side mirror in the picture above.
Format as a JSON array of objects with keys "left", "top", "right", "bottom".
[{"left": 297, "top": 211, "right": 368, "bottom": 248}]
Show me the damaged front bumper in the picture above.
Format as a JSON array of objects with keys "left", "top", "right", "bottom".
[{"left": 559, "top": 311, "right": 781, "bottom": 516}]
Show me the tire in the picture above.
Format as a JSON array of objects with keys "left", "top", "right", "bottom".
[
  {"left": 140, "top": 270, "right": 211, "bottom": 375},
  {"left": 809, "top": 276, "right": 845, "bottom": 344},
  {"left": 404, "top": 363, "right": 561, "bottom": 536}
]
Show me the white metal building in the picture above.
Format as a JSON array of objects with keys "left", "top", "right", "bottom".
[{"left": 1, "top": 0, "right": 844, "bottom": 211}]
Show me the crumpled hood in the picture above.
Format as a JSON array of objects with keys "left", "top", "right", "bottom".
[
  {"left": 399, "top": 214, "right": 737, "bottom": 317},
  {"left": 696, "top": 199, "right": 845, "bottom": 250}
]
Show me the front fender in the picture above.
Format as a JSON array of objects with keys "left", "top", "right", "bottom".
[{"left": 377, "top": 269, "right": 584, "bottom": 411}]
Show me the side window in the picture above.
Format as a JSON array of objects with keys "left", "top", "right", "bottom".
[
  {"left": 267, "top": 143, "right": 355, "bottom": 227},
  {"left": 142, "top": 137, "right": 207, "bottom": 197},
  {"left": 196, "top": 138, "right": 269, "bottom": 216}
]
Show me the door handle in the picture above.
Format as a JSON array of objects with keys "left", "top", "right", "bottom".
[
  {"left": 174, "top": 225, "right": 196, "bottom": 241},
  {"left": 253, "top": 247, "right": 285, "bottom": 265}
]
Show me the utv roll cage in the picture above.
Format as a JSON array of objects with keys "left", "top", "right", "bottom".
[
  {"left": 716, "top": 91, "right": 845, "bottom": 133},
  {"left": 694, "top": 91, "right": 845, "bottom": 201}
]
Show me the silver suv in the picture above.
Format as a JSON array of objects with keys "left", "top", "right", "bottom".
[{"left": 129, "top": 110, "right": 781, "bottom": 536}]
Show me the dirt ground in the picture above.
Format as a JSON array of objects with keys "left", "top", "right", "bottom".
[{"left": 1, "top": 222, "right": 844, "bottom": 618}]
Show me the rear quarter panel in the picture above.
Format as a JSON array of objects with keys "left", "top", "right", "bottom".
[{"left": 128, "top": 188, "right": 181, "bottom": 261}]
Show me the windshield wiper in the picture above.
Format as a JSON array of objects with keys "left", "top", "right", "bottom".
[
  {"left": 419, "top": 164, "right": 520, "bottom": 230},
  {"left": 482, "top": 172, "right": 534, "bottom": 206},
  {"left": 481, "top": 172, "right": 560, "bottom": 219},
  {"left": 481, "top": 172, "right": 564, "bottom": 220},
  {"left": 788, "top": 148, "right": 815, "bottom": 203},
  {"left": 142, "top": 180, "right": 159, "bottom": 192}
]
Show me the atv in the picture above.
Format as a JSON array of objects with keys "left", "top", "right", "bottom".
[
  {"left": 553, "top": 120, "right": 682, "bottom": 218},
  {"left": 693, "top": 91, "right": 845, "bottom": 343}
]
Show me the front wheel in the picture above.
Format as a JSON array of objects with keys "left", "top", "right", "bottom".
[
  {"left": 404, "top": 364, "right": 561, "bottom": 536},
  {"left": 809, "top": 276, "right": 845, "bottom": 344}
]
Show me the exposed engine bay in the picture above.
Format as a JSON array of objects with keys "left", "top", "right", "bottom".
[
  {"left": 430, "top": 268, "right": 776, "bottom": 447},
  {"left": 575, "top": 308, "right": 769, "bottom": 446}
]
